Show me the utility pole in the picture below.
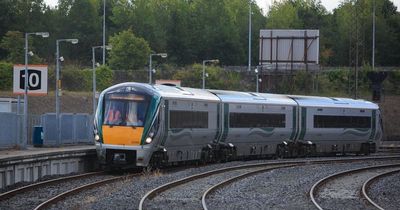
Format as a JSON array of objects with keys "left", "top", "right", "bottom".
[
  {"left": 248, "top": 0, "right": 252, "bottom": 72},
  {"left": 372, "top": 0, "right": 376, "bottom": 71}
]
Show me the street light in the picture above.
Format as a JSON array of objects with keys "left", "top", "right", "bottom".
[
  {"left": 149, "top": 53, "right": 167, "bottom": 84},
  {"left": 248, "top": 0, "right": 252, "bottom": 72},
  {"left": 23, "top": 32, "right": 49, "bottom": 148},
  {"left": 202, "top": 59, "right": 219, "bottom": 89},
  {"left": 102, "top": 0, "right": 107, "bottom": 65},
  {"left": 255, "top": 67, "right": 262, "bottom": 93},
  {"left": 372, "top": 0, "right": 376, "bottom": 71},
  {"left": 92, "top": 45, "right": 112, "bottom": 114},
  {"left": 55, "top": 38, "right": 78, "bottom": 146}
]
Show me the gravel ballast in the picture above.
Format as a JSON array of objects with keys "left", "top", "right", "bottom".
[
  {"left": 367, "top": 171, "right": 400, "bottom": 210},
  {"left": 206, "top": 161, "right": 400, "bottom": 210},
  {"left": 44, "top": 157, "right": 400, "bottom": 210},
  {"left": 0, "top": 174, "right": 116, "bottom": 210}
]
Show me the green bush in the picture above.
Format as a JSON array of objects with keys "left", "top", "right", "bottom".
[
  {"left": 0, "top": 61, "right": 13, "bottom": 90},
  {"left": 95, "top": 65, "right": 113, "bottom": 91},
  {"left": 386, "top": 70, "right": 400, "bottom": 94}
]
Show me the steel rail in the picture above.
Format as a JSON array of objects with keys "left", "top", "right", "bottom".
[
  {"left": 361, "top": 169, "right": 400, "bottom": 210},
  {"left": 309, "top": 163, "right": 400, "bottom": 210},
  {"left": 139, "top": 155, "right": 400, "bottom": 210},
  {"left": 34, "top": 173, "right": 140, "bottom": 210},
  {"left": 0, "top": 171, "right": 104, "bottom": 201},
  {"left": 201, "top": 164, "right": 296, "bottom": 210}
]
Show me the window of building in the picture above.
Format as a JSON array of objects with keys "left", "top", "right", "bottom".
[
  {"left": 170, "top": 111, "right": 208, "bottom": 129},
  {"left": 314, "top": 115, "right": 371, "bottom": 128},
  {"left": 229, "top": 113, "right": 285, "bottom": 128}
]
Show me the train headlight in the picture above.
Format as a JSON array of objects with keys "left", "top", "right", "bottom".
[
  {"left": 94, "top": 134, "right": 100, "bottom": 142},
  {"left": 145, "top": 137, "right": 153, "bottom": 144}
]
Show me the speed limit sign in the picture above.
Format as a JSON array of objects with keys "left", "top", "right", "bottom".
[{"left": 13, "top": 65, "right": 48, "bottom": 95}]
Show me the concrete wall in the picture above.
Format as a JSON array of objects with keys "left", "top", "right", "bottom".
[{"left": 0, "top": 148, "right": 97, "bottom": 189}]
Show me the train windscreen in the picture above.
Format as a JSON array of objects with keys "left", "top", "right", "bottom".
[{"left": 103, "top": 93, "right": 150, "bottom": 127}]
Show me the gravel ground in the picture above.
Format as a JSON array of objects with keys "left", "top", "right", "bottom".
[
  {"left": 146, "top": 166, "right": 277, "bottom": 210},
  {"left": 316, "top": 166, "right": 400, "bottom": 210},
  {"left": 206, "top": 160, "right": 400, "bottom": 210},
  {"left": 44, "top": 156, "right": 400, "bottom": 210},
  {"left": 368, "top": 171, "right": 400, "bottom": 210},
  {"left": 0, "top": 173, "right": 116, "bottom": 210}
]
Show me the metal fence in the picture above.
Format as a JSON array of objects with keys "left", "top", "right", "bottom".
[
  {"left": 0, "top": 112, "right": 93, "bottom": 149},
  {"left": 0, "top": 113, "right": 21, "bottom": 149},
  {"left": 42, "top": 113, "right": 93, "bottom": 145}
]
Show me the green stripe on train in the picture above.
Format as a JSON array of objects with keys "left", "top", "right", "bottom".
[
  {"left": 213, "top": 103, "right": 221, "bottom": 142},
  {"left": 220, "top": 103, "right": 229, "bottom": 142},
  {"left": 299, "top": 107, "right": 307, "bottom": 140},
  {"left": 369, "top": 110, "right": 376, "bottom": 140},
  {"left": 289, "top": 106, "right": 297, "bottom": 140},
  {"left": 160, "top": 100, "right": 169, "bottom": 146},
  {"left": 140, "top": 95, "right": 161, "bottom": 145}
]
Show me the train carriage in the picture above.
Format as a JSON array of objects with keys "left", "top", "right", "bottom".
[
  {"left": 94, "top": 82, "right": 383, "bottom": 168},
  {"left": 290, "top": 96, "right": 382, "bottom": 155},
  {"left": 209, "top": 90, "right": 297, "bottom": 158}
]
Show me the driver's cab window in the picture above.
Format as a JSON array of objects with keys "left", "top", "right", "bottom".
[{"left": 103, "top": 92, "right": 149, "bottom": 127}]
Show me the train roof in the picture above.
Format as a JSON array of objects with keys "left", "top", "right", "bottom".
[
  {"left": 153, "top": 84, "right": 220, "bottom": 101},
  {"left": 102, "top": 83, "right": 378, "bottom": 110},
  {"left": 289, "top": 95, "right": 379, "bottom": 109},
  {"left": 209, "top": 90, "right": 297, "bottom": 105}
]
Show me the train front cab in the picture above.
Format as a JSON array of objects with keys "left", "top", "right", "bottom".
[{"left": 94, "top": 84, "right": 160, "bottom": 168}]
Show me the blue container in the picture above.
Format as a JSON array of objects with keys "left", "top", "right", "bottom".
[{"left": 32, "top": 126, "right": 43, "bottom": 147}]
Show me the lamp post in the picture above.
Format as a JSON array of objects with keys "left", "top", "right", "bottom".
[
  {"left": 248, "top": 0, "right": 252, "bottom": 72},
  {"left": 255, "top": 67, "right": 259, "bottom": 93},
  {"left": 102, "top": 0, "right": 106, "bottom": 65},
  {"left": 56, "top": 38, "right": 78, "bottom": 146},
  {"left": 372, "top": 0, "right": 376, "bottom": 71},
  {"left": 23, "top": 32, "right": 49, "bottom": 148},
  {"left": 149, "top": 53, "right": 167, "bottom": 84},
  {"left": 92, "top": 45, "right": 111, "bottom": 114},
  {"left": 202, "top": 59, "right": 219, "bottom": 89}
]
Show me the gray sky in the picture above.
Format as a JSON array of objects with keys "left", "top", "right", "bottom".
[{"left": 44, "top": 0, "right": 400, "bottom": 12}]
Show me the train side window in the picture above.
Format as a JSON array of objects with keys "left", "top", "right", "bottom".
[
  {"left": 170, "top": 111, "right": 208, "bottom": 129},
  {"left": 314, "top": 115, "right": 371, "bottom": 128},
  {"left": 229, "top": 113, "right": 285, "bottom": 128}
]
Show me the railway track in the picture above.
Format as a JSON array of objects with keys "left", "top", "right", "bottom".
[
  {"left": 139, "top": 155, "right": 400, "bottom": 210},
  {"left": 361, "top": 169, "right": 400, "bottom": 210},
  {"left": 0, "top": 171, "right": 118, "bottom": 210},
  {"left": 0, "top": 170, "right": 142, "bottom": 210},
  {"left": 33, "top": 172, "right": 140, "bottom": 210},
  {"left": 201, "top": 164, "right": 296, "bottom": 210},
  {"left": 0, "top": 171, "right": 104, "bottom": 201},
  {"left": 309, "top": 163, "right": 400, "bottom": 210}
]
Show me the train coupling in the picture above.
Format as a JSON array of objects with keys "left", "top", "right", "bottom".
[{"left": 113, "top": 153, "right": 127, "bottom": 163}]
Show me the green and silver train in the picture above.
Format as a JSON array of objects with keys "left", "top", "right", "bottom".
[{"left": 94, "top": 82, "right": 382, "bottom": 168}]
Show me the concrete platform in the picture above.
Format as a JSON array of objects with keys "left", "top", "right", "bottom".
[{"left": 0, "top": 145, "right": 97, "bottom": 190}]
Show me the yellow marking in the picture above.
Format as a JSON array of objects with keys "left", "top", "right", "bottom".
[{"left": 102, "top": 126, "right": 143, "bottom": 146}]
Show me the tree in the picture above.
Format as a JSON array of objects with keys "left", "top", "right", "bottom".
[
  {"left": 108, "top": 29, "right": 151, "bottom": 70},
  {"left": 332, "top": 0, "right": 400, "bottom": 66},
  {"left": 56, "top": 0, "right": 101, "bottom": 63},
  {"left": 0, "top": 31, "right": 42, "bottom": 64}
]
